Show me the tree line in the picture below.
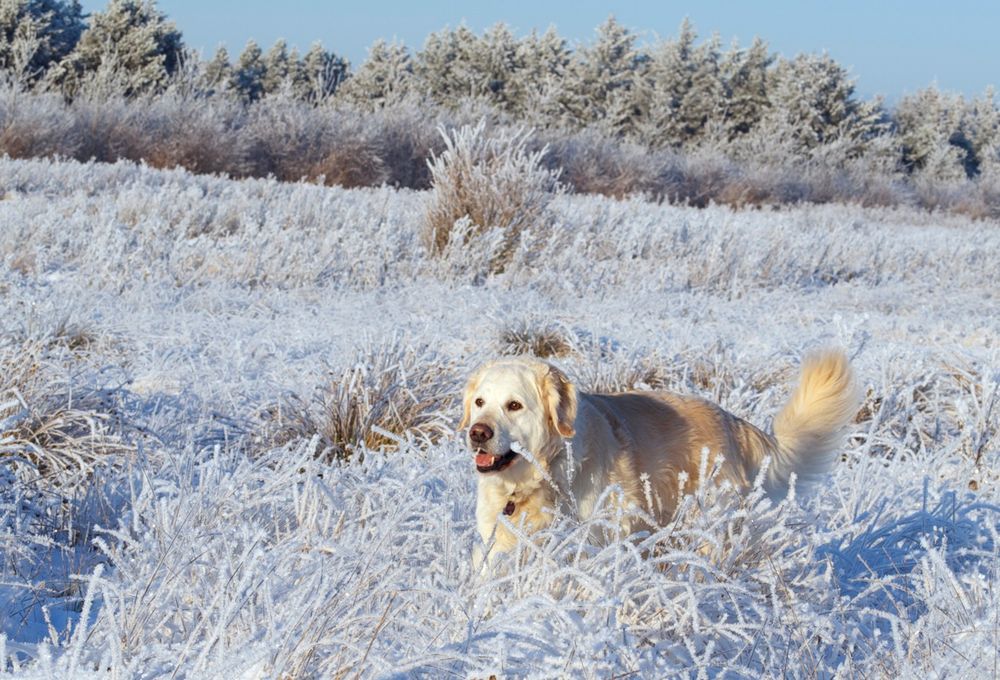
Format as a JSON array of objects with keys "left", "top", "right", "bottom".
[{"left": 1, "top": 0, "right": 997, "bottom": 210}]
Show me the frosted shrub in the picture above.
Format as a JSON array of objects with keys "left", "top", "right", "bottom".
[
  {"left": 540, "top": 127, "right": 665, "bottom": 199},
  {"left": 318, "top": 339, "right": 458, "bottom": 459},
  {"left": 972, "top": 168, "right": 1000, "bottom": 219},
  {"left": 66, "top": 93, "right": 136, "bottom": 164},
  {"left": 120, "top": 91, "right": 249, "bottom": 175},
  {"left": 0, "top": 85, "right": 80, "bottom": 160},
  {"left": 244, "top": 95, "right": 388, "bottom": 187},
  {"left": 423, "top": 120, "right": 562, "bottom": 269},
  {"left": 366, "top": 100, "right": 449, "bottom": 189}
]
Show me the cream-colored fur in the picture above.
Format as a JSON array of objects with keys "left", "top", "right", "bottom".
[{"left": 460, "top": 350, "right": 861, "bottom": 562}]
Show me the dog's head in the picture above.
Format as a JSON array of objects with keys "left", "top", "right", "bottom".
[{"left": 459, "top": 357, "right": 577, "bottom": 476}]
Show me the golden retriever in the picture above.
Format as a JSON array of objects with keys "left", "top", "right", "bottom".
[{"left": 460, "top": 350, "right": 860, "bottom": 561}]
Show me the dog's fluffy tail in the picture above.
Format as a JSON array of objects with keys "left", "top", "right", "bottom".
[{"left": 764, "top": 349, "right": 861, "bottom": 499}]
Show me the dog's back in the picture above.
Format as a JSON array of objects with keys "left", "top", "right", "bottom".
[
  {"left": 582, "top": 390, "right": 773, "bottom": 521},
  {"left": 579, "top": 349, "right": 860, "bottom": 520}
]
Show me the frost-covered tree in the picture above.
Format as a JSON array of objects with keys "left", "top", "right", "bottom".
[
  {"left": 634, "top": 20, "right": 726, "bottom": 148},
  {"left": 337, "top": 39, "right": 410, "bottom": 109},
  {"left": 467, "top": 22, "right": 522, "bottom": 109},
  {"left": 894, "top": 87, "right": 971, "bottom": 180},
  {"left": 231, "top": 39, "right": 265, "bottom": 101},
  {"left": 719, "top": 36, "right": 772, "bottom": 137},
  {"left": 762, "top": 53, "right": 884, "bottom": 159},
  {"left": 295, "top": 42, "right": 346, "bottom": 102},
  {"left": 199, "top": 45, "right": 231, "bottom": 95},
  {"left": 0, "top": 0, "right": 84, "bottom": 82},
  {"left": 60, "top": 0, "right": 182, "bottom": 96},
  {"left": 563, "top": 16, "right": 642, "bottom": 135},
  {"left": 414, "top": 24, "right": 481, "bottom": 105},
  {"left": 959, "top": 87, "right": 999, "bottom": 177},
  {"left": 510, "top": 26, "right": 571, "bottom": 123},
  {"left": 261, "top": 38, "right": 293, "bottom": 95},
  {"left": 412, "top": 23, "right": 565, "bottom": 114},
  {"left": 683, "top": 34, "right": 725, "bottom": 137}
]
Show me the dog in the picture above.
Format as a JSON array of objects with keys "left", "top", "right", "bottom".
[{"left": 460, "top": 350, "right": 860, "bottom": 561}]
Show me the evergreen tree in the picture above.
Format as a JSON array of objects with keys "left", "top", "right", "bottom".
[
  {"left": 200, "top": 44, "right": 231, "bottom": 95},
  {"left": 337, "top": 38, "right": 410, "bottom": 109},
  {"left": 510, "top": 26, "right": 571, "bottom": 122},
  {"left": 719, "top": 36, "right": 772, "bottom": 137},
  {"left": 414, "top": 24, "right": 479, "bottom": 105},
  {"left": 763, "top": 53, "right": 884, "bottom": 158},
  {"left": 468, "top": 22, "right": 522, "bottom": 109},
  {"left": 563, "top": 15, "right": 642, "bottom": 135},
  {"left": 894, "top": 86, "right": 969, "bottom": 179},
  {"left": 682, "top": 33, "right": 724, "bottom": 139},
  {"left": 61, "top": 0, "right": 182, "bottom": 95},
  {"left": 296, "top": 42, "right": 346, "bottom": 101},
  {"left": 261, "top": 38, "right": 292, "bottom": 95},
  {"left": 963, "top": 87, "right": 999, "bottom": 176},
  {"left": 634, "top": 20, "right": 725, "bottom": 148},
  {"left": 231, "top": 39, "right": 265, "bottom": 101},
  {"left": 0, "top": 0, "right": 84, "bottom": 81},
  {"left": 413, "top": 23, "right": 557, "bottom": 113}
]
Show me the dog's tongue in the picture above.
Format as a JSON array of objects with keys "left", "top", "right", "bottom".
[{"left": 475, "top": 452, "right": 496, "bottom": 467}]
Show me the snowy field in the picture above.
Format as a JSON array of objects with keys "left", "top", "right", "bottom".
[{"left": 1, "top": 155, "right": 999, "bottom": 677}]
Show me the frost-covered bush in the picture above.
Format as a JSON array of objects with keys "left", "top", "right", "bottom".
[
  {"left": 0, "top": 84, "right": 79, "bottom": 158},
  {"left": 362, "top": 101, "right": 448, "bottom": 189},
  {"left": 314, "top": 338, "right": 458, "bottom": 459},
  {"left": 539, "top": 127, "right": 666, "bottom": 198},
  {"left": 242, "top": 94, "right": 387, "bottom": 187},
  {"left": 424, "top": 120, "right": 562, "bottom": 267},
  {"left": 100, "top": 90, "right": 248, "bottom": 174}
]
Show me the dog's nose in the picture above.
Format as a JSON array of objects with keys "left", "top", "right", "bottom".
[{"left": 468, "top": 423, "right": 494, "bottom": 445}]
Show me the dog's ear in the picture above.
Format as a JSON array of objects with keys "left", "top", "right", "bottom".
[
  {"left": 458, "top": 366, "right": 484, "bottom": 431},
  {"left": 541, "top": 363, "right": 577, "bottom": 438}
]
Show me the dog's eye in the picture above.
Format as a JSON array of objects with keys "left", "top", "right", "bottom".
[
  {"left": 507, "top": 400, "right": 523, "bottom": 412},
  {"left": 474, "top": 397, "right": 484, "bottom": 408}
]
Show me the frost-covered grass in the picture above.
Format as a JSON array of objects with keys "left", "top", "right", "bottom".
[{"left": 0, "top": 155, "right": 998, "bottom": 677}]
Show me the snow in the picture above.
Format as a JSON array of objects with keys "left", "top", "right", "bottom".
[{"left": 0, "top": 155, "right": 998, "bottom": 677}]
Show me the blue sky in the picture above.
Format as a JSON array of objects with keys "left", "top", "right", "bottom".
[{"left": 81, "top": 1, "right": 998, "bottom": 102}]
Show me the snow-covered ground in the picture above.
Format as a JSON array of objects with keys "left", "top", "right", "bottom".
[{"left": 1, "top": 156, "right": 998, "bottom": 677}]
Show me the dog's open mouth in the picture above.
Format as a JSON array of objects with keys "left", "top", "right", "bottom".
[{"left": 475, "top": 450, "right": 518, "bottom": 473}]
